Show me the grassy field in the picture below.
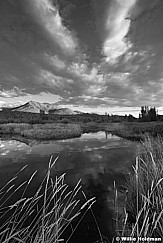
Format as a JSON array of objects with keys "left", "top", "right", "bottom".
[
  {"left": 105, "top": 122, "right": 163, "bottom": 141},
  {"left": 0, "top": 122, "right": 113, "bottom": 140},
  {"left": 1, "top": 121, "right": 163, "bottom": 142},
  {"left": 0, "top": 123, "right": 82, "bottom": 140},
  {"left": 80, "top": 122, "right": 107, "bottom": 133},
  {"left": 114, "top": 137, "right": 163, "bottom": 240}
]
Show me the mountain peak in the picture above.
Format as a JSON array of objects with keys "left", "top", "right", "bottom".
[{"left": 1, "top": 101, "right": 83, "bottom": 115}]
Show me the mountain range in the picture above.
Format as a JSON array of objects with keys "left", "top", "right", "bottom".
[{"left": 1, "top": 101, "right": 83, "bottom": 115}]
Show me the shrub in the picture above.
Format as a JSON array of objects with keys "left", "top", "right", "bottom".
[{"left": 61, "top": 119, "right": 69, "bottom": 124}]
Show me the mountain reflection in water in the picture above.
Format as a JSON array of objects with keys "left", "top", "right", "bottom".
[{"left": 0, "top": 132, "right": 135, "bottom": 242}]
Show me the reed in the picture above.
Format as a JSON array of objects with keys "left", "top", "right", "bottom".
[
  {"left": 114, "top": 136, "right": 163, "bottom": 241},
  {"left": 0, "top": 157, "right": 96, "bottom": 242}
]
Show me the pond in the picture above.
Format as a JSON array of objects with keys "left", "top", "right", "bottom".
[{"left": 0, "top": 131, "right": 136, "bottom": 242}]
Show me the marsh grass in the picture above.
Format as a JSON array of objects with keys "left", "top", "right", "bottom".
[
  {"left": 113, "top": 136, "right": 163, "bottom": 241},
  {"left": 0, "top": 156, "right": 96, "bottom": 242},
  {"left": 107, "top": 122, "right": 163, "bottom": 141},
  {"left": 80, "top": 122, "right": 107, "bottom": 133},
  {"left": 0, "top": 123, "right": 82, "bottom": 140}
]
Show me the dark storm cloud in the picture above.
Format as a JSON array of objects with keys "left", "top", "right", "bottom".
[
  {"left": 121, "top": 0, "right": 163, "bottom": 107},
  {"left": 57, "top": 0, "right": 104, "bottom": 62},
  {"left": 0, "top": 0, "right": 82, "bottom": 97},
  {"left": 1, "top": 0, "right": 163, "bottom": 113}
]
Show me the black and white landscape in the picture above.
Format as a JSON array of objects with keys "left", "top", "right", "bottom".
[{"left": 0, "top": 1, "right": 163, "bottom": 242}]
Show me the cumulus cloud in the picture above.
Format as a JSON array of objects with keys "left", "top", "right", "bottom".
[
  {"left": 39, "top": 69, "right": 73, "bottom": 88},
  {"left": 57, "top": 95, "right": 119, "bottom": 108},
  {"left": 1, "top": 0, "right": 163, "bottom": 115},
  {"left": 68, "top": 62, "right": 103, "bottom": 82},
  {"left": 44, "top": 53, "right": 66, "bottom": 70},
  {"left": 66, "top": 61, "right": 108, "bottom": 96},
  {"left": 103, "top": 0, "right": 137, "bottom": 64},
  {"left": 30, "top": 0, "right": 79, "bottom": 55},
  {"left": 0, "top": 87, "right": 26, "bottom": 98}
]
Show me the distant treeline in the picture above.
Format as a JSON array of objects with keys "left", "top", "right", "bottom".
[
  {"left": 138, "top": 106, "right": 163, "bottom": 122},
  {"left": 1, "top": 106, "right": 163, "bottom": 124},
  {"left": 0, "top": 110, "right": 136, "bottom": 124}
]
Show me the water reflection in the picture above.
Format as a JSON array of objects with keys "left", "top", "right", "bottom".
[
  {"left": 0, "top": 132, "right": 134, "bottom": 166},
  {"left": 0, "top": 132, "right": 136, "bottom": 242}
]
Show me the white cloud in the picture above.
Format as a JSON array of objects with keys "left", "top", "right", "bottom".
[
  {"left": 107, "top": 72, "right": 131, "bottom": 87},
  {"left": 67, "top": 62, "right": 107, "bottom": 96},
  {"left": 68, "top": 62, "right": 104, "bottom": 83},
  {"left": 38, "top": 69, "right": 74, "bottom": 90},
  {"left": 0, "top": 101, "right": 5, "bottom": 107},
  {"left": 0, "top": 87, "right": 26, "bottom": 98},
  {"left": 68, "top": 62, "right": 88, "bottom": 77},
  {"left": 81, "top": 95, "right": 119, "bottom": 105},
  {"left": 103, "top": 0, "right": 137, "bottom": 64},
  {"left": 31, "top": 0, "right": 78, "bottom": 55},
  {"left": 44, "top": 53, "right": 66, "bottom": 70},
  {"left": 86, "top": 85, "right": 107, "bottom": 96}
]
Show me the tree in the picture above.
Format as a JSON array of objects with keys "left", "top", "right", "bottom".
[
  {"left": 139, "top": 106, "right": 157, "bottom": 121},
  {"left": 148, "top": 107, "right": 157, "bottom": 121}
]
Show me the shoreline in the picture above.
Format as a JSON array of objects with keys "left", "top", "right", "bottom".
[
  {"left": 0, "top": 122, "right": 112, "bottom": 141},
  {"left": 0, "top": 123, "right": 82, "bottom": 141},
  {"left": 105, "top": 121, "right": 163, "bottom": 141},
  {"left": 0, "top": 121, "right": 163, "bottom": 141}
]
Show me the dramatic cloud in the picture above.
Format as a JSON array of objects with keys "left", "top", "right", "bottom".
[
  {"left": 30, "top": 0, "right": 79, "bottom": 55},
  {"left": 44, "top": 54, "right": 66, "bottom": 70},
  {"left": 103, "top": 0, "right": 137, "bottom": 64},
  {"left": 1, "top": 0, "right": 163, "bottom": 115},
  {"left": 0, "top": 87, "right": 26, "bottom": 98}
]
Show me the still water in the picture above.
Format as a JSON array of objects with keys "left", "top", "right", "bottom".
[{"left": 0, "top": 132, "right": 136, "bottom": 242}]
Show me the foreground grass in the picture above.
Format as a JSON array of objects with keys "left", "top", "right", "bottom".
[
  {"left": 0, "top": 157, "right": 96, "bottom": 242},
  {"left": 114, "top": 137, "right": 163, "bottom": 241},
  {"left": 0, "top": 123, "right": 82, "bottom": 140}
]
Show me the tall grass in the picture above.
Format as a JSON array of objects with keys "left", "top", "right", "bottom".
[
  {"left": 114, "top": 136, "right": 163, "bottom": 241},
  {"left": 0, "top": 157, "right": 96, "bottom": 242}
]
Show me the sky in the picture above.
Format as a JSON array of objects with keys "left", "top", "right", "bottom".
[{"left": 0, "top": 0, "right": 163, "bottom": 116}]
